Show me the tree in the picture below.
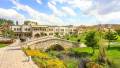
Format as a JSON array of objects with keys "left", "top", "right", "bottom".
[
  {"left": 24, "top": 20, "right": 37, "bottom": 25},
  {"left": 0, "top": 18, "right": 14, "bottom": 26},
  {"left": 3, "top": 29, "right": 14, "bottom": 38},
  {"left": 104, "top": 31, "right": 118, "bottom": 49},
  {"left": 115, "top": 29, "right": 120, "bottom": 36},
  {"left": 24, "top": 21, "right": 31, "bottom": 25},
  {"left": 7, "top": 20, "right": 14, "bottom": 25},
  {"left": 85, "top": 31, "right": 99, "bottom": 54}
]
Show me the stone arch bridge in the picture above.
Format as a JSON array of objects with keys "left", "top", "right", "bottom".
[{"left": 22, "top": 36, "right": 80, "bottom": 51}]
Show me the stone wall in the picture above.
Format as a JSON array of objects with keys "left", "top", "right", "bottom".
[{"left": 22, "top": 37, "right": 79, "bottom": 51}]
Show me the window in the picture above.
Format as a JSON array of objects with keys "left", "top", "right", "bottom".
[
  {"left": 28, "top": 28, "right": 30, "bottom": 31},
  {"left": 14, "top": 28, "right": 16, "bottom": 31},
  {"left": 18, "top": 28, "right": 21, "bottom": 31},
  {"left": 49, "top": 33, "right": 53, "bottom": 35},
  {"left": 25, "top": 28, "right": 27, "bottom": 31},
  {"left": 61, "top": 29, "right": 64, "bottom": 31}
]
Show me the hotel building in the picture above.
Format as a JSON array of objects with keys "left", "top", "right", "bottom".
[{"left": 10, "top": 22, "right": 78, "bottom": 39}]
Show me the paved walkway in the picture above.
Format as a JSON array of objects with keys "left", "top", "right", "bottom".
[{"left": 0, "top": 40, "right": 38, "bottom": 68}]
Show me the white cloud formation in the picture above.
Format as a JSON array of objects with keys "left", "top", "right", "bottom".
[
  {"left": 52, "top": 0, "right": 120, "bottom": 23},
  {"left": 36, "top": 0, "right": 42, "bottom": 4},
  {"left": 8, "top": 0, "right": 120, "bottom": 25},
  {"left": 52, "top": 0, "right": 92, "bottom": 11},
  {"left": 87, "top": 0, "right": 120, "bottom": 23},
  {"left": 48, "top": 2, "right": 60, "bottom": 16},
  {"left": 68, "top": 0, "right": 92, "bottom": 11},
  {"left": 11, "top": 0, "right": 65, "bottom": 25},
  {"left": 61, "top": 7, "right": 76, "bottom": 16},
  {"left": 52, "top": 0, "right": 69, "bottom": 4},
  {"left": 0, "top": 8, "right": 25, "bottom": 24}
]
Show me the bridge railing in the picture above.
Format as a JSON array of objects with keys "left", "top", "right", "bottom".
[
  {"left": 21, "top": 36, "right": 55, "bottom": 45},
  {"left": 21, "top": 36, "right": 80, "bottom": 48}
]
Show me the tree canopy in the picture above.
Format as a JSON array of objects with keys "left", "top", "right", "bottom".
[
  {"left": 0, "top": 18, "right": 14, "bottom": 26},
  {"left": 104, "top": 31, "right": 118, "bottom": 41},
  {"left": 115, "top": 29, "right": 120, "bottom": 36},
  {"left": 85, "top": 31, "right": 100, "bottom": 54}
]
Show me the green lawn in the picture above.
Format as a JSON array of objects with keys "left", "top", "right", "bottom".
[
  {"left": 70, "top": 42, "right": 120, "bottom": 67},
  {"left": 64, "top": 34, "right": 87, "bottom": 43},
  {"left": 0, "top": 43, "right": 6, "bottom": 48}
]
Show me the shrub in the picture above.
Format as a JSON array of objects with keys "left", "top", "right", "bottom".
[
  {"left": 63, "top": 57, "right": 79, "bottom": 68},
  {"left": 32, "top": 57, "right": 66, "bottom": 68},
  {"left": 46, "top": 59, "right": 66, "bottom": 68},
  {"left": 86, "top": 62, "right": 103, "bottom": 68}
]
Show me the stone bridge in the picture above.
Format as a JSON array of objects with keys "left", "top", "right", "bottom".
[{"left": 22, "top": 36, "right": 80, "bottom": 51}]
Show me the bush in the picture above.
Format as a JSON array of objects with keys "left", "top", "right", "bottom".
[
  {"left": 46, "top": 59, "right": 66, "bottom": 68},
  {"left": 32, "top": 57, "right": 66, "bottom": 68},
  {"left": 69, "top": 48, "right": 92, "bottom": 58},
  {"left": 63, "top": 58, "right": 79, "bottom": 68},
  {"left": 86, "top": 62, "right": 103, "bottom": 68}
]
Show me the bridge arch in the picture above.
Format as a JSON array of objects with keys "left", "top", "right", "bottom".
[
  {"left": 45, "top": 44, "right": 64, "bottom": 52},
  {"left": 22, "top": 36, "right": 80, "bottom": 51}
]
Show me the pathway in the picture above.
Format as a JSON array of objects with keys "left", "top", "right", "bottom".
[{"left": 0, "top": 39, "right": 38, "bottom": 68}]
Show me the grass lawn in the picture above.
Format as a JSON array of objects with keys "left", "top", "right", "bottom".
[
  {"left": 0, "top": 43, "right": 6, "bottom": 48},
  {"left": 64, "top": 34, "right": 87, "bottom": 43},
  {"left": 70, "top": 42, "right": 120, "bottom": 67}
]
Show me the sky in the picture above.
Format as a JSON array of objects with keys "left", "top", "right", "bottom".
[{"left": 0, "top": 0, "right": 120, "bottom": 25}]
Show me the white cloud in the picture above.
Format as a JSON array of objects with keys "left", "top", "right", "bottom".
[
  {"left": 52, "top": 0, "right": 92, "bottom": 11},
  {"left": 68, "top": 0, "right": 92, "bottom": 11},
  {"left": 50, "top": 1, "right": 56, "bottom": 6},
  {"left": 48, "top": 2, "right": 58, "bottom": 14},
  {"left": 52, "top": 0, "right": 69, "bottom": 4},
  {"left": 36, "top": 0, "right": 42, "bottom": 4},
  {"left": 52, "top": 0, "right": 120, "bottom": 23},
  {"left": 86, "top": 0, "right": 120, "bottom": 23},
  {"left": 0, "top": 8, "right": 25, "bottom": 24},
  {"left": 48, "top": 2, "right": 65, "bottom": 17},
  {"left": 9, "top": 0, "right": 120, "bottom": 25},
  {"left": 11, "top": 0, "right": 65, "bottom": 25},
  {"left": 61, "top": 7, "right": 76, "bottom": 16},
  {"left": 90, "top": 10, "right": 120, "bottom": 23}
]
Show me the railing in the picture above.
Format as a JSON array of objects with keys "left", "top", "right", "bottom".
[{"left": 22, "top": 36, "right": 79, "bottom": 47}]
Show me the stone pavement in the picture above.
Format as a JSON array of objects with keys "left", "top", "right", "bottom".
[{"left": 0, "top": 39, "right": 38, "bottom": 68}]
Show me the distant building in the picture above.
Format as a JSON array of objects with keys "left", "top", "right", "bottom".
[{"left": 10, "top": 22, "right": 78, "bottom": 38}]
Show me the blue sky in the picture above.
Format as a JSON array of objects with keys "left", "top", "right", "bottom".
[{"left": 0, "top": 0, "right": 120, "bottom": 25}]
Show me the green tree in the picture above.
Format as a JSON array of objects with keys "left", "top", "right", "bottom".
[
  {"left": 7, "top": 20, "right": 14, "bottom": 25},
  {"left": 104, "top": 31, "right": 118, "bottom": 49},
  {"left": 85, "top": 31, "right": 99, "bottom": 54},
  {"left": 24, "top": 21, "right": 31, "bottom": 25},
  {"left": 115, "top": 29, "right": 120, "bottom": 36},
  {"left": 0, "top": 18, "right": 14, "bottom": 26},
  {"left": 3, "top": 29, "right": 14, "bottom": 38}
]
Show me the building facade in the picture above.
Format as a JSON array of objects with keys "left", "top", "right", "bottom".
[{"left": 10, "top": 22, "right": 78, "bottom": 38}]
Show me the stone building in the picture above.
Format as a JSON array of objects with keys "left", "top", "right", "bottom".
[{"left": 10, "top": 22, "right": 78, "bottom": 38}]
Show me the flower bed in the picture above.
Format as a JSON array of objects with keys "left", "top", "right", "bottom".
[{"left": 23, "top": 49, "right": 66, "bottom": 68}]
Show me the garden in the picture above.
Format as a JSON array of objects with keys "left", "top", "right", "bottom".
[{"left": 22, "top": 29, "right": 120, "bottom": 68}]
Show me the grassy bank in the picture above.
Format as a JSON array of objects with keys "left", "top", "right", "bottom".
[
  {"left": 22, "top": 41, "right": 120, "bottom": 68},
  {"left": 0, "top": 43, "right": 7, "bottom": 48}
]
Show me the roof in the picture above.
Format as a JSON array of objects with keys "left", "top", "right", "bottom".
[{"left": 31, "top": 25, "right": 48, "bottom": 28}]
